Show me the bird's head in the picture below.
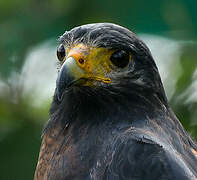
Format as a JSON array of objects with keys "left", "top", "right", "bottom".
[{"left": 55, "top": 23, "right": 167, "bottom": 104}]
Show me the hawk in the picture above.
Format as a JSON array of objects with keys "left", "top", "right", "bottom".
[{"left": 34, "top": 23, "right": 197, "bottom": 180}]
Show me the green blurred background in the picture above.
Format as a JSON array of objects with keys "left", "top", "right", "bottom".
[{"left": 0, "top": 0, "right": 197, "bottom": 179}]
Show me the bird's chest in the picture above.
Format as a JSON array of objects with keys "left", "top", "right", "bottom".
[{"left": 35, "top": 128, "right": 109, "bottom": 180}]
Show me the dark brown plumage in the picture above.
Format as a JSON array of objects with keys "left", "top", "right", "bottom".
[{"left": 34, "top": 23, "right": 197, "bottom": 180}]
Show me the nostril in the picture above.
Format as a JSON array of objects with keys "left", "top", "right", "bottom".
[{"left": 78, "top": 58, "right": 85, "bottom": 65}]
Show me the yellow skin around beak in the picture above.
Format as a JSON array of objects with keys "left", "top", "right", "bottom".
[{"left": 62, "top": 43, "right": 114, "bottom": 86}]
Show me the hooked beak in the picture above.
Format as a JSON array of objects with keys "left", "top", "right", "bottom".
[{"left": 56, "top": 57, "right": 85, "bottom": 101}]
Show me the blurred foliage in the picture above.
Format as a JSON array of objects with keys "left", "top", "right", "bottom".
[
  {"left": 170, "top": 44, "right": 197, "bottom": 137},
  {"left": 0, "top": 0, "right": 197, "bottom": 179}
]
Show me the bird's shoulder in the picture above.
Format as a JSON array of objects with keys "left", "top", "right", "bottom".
[{"left": 102, "top": 126, "right": 196, "bottom": 180}]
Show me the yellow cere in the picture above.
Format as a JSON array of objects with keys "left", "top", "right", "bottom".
[{"left": 65, "top": 43, "right": 116, "bottom": 86}]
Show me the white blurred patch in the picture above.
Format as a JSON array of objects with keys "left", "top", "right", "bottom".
[{"left": 20, "top": 40, "right": 57, "bottom": 106}]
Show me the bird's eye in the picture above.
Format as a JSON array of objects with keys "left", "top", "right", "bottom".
[
  {"left": 57, "top": 44, "right": 65, "bottom": 61},
  {"left": 110, "top": 50, "right": 130, "bottom": 68}
]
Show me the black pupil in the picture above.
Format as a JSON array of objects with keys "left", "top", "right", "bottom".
[
  {"left": 57, "top": 44, "right": 65, "bottom": 61},
  {"left": 110, "top": 50, "right": 129, "bottom": 68}
]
